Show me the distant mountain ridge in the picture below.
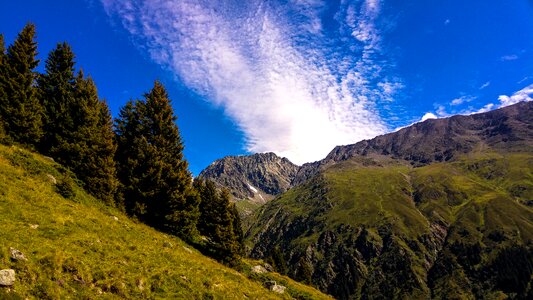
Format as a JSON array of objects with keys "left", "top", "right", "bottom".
[
  {"left": 200, "top": 101, "right": 533, "bottom": 212},
  {"left": 294, "top": 101, "right": 533, "bottom": 184}
]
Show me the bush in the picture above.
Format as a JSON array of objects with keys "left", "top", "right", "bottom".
[{"left": 56, "top": 175, "right": 75, "bottom": 199}]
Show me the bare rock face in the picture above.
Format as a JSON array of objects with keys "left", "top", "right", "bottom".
[{"left": 199, "top": 152, "right": 299, "bottom": 207}]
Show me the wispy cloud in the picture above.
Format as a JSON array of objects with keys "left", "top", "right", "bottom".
[
  {"left": 479, "top": 81, "right": 490, "bottom": 89},
  {"left": 500, "top": 54, "right": 518, "bottom": 61},
  {"left": 422, "top": 84, "right": 533, "bottom": 120},
  {"left": 450, "top": 95, "right": 476, "bottom": 106},
  {"left": 101, "top": 0, "right": 398, "bottom": 164},
  {"left": 518, "top": 76, "right": 530, "bottom": 84}
]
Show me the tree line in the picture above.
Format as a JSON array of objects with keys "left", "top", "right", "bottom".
[{"left": 0, "top": 23, "right": 243, "bottom": 264}]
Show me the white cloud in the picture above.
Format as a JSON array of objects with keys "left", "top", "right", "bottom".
[
  {"left": 436, "top": 105, "right": 448, "bottom": 117},
  {"left": 420, "top": 112, "right": 437, "bottom": 121},
  {"left": 498, "top": 84, "right": 533, "bottom": 107},
  {"left": 450, "top": 95, "right": 476, "bottom": 106},
  {"left": 450, "top": 98, "right": 463, "bottom": 105},
  {"left": 500, "top": 54, "right": 518, "bottom": 61},
  {"left": 479, "top": 81, "right": 490, "bottom": 89},
  {"left": 444, "top": 19, "right": 450, "bottom": 25},
  {"left": 473, "top": 103, "right": 494, "bottom": 114},
  {"left": 101, "top": 0, "right": 397, "bottom": 164},
  {"left": 423, "top": 84, "right": 532, "bottom": 119}
]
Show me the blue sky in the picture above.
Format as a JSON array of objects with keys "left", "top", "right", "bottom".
[{"left": 1, "top": 1, "right": 532, "bottom": 175}]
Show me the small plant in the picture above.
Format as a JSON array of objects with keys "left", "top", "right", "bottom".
[{"left": 56, "top": 175, "right": 75, "bottom": 199}]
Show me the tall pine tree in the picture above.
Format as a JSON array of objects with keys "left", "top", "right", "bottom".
[
  {"left": 0, "top": 34, "right": 6, "bottom": 104},
  {"left": 0, "top": 34, "right": 6, "bottom": 141},
  {"left": 115, "top": 81, "right": 199, "bottom": 240},
  {"left": 38, "top": 43, "right": 118, "bottom": 206},
  {"left": 0, "top": 23, "right": 43, "bottom": 146},
  {"left": 38, "top": 42, "right": 75, "bottom": 155},
  {"left": 194, "top": 178, "right": 244, "bottom": 263},
  {"left": 54, "top": 70, "right": 119, "bottom": 205}
]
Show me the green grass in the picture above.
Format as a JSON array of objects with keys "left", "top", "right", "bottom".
[{"left": 0, "top": 144, "right": 331, "bottom": 299}]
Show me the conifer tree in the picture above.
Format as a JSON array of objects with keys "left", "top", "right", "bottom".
[
  {"left": 267, "top": 246, "right": 288, "bottom": 275},
  {"left": 195, "top": 178, "right": 244, "bottom": 263},
  {"left": 0, "top": 33, "right": 5, "bottom": 64},
  {"left": 0, "top": 34, "right": 6, "bottom": 142},
  {"left": 295, "top": 257, "right": 313, "bottom": 285},
  {"left": 115, "top": 81, "right": 199, "bottom": 240},
  {"left": 57, "top": 71, "right": 118, "bottom": 205},
  {"left": 37, "top": 42, "right": 75, "bottom": 155},
  {"left": 38, "top": 44, "right": 119, "bottom": 206},
  {"left": 230, "top": 203, "right": 244, "bottom": 254},
  {"left": 0, "top": 33, "right": 6, "bottom": 103},
  {"left": 195, "top": 179, "right": 219, "bottom": 235},
  {"left": 0, "top": 23, "right": 43, "bottom": 146},
  {"left": 114, "top": 100, "right": 144, "bottom": 213}
]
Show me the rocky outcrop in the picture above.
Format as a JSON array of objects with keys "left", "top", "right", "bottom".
[
  {"left": 251, "top": 265, "right": 268, "bottom": 274},
  {"left": 264, "top": 281, "right": 286, "bottom": 294},
  {"left": 9, "top": 247, "right": 27, "bottom": 261}
]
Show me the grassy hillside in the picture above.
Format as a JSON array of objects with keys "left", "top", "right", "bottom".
[
  {"left": 0, "top": 144, "right": 331, "bottom": 299},
  {"left": 248, "top": 152, "right": 533, "bottom": 299}
]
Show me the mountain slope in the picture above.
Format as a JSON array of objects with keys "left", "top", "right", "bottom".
[
  {"left": 246, "top": 102, "right": 533, "bottom": 299},
  {"left": 294, "top": 101, "right": 533, "bottom": 185},
  {"left": 199, "top": 152, "right": 299, "bottom": 215},
  {"left": 0, "top": 144, "right": 330, "bottom": 299},
  {"left": 248, "top": 153, "right": 533, "bottom": 299}
]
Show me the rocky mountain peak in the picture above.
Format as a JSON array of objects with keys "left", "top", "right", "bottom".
[{"left": 198, "top": 152, "right": 299, "bottom": 209}]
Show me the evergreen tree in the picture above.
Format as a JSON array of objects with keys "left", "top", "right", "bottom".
[
  {"left": 115, "top": 81, "right": 199, "bottom": 240},
  {"left": 92, "top": 98, "right": 120, "bottom": 206},
  {"left": 295, "top": 257, "right": 313, "bottom": 285},
  {"left": 114, "top": 100, "right": 144, "bottom": 213},
  {"left": 37, "top": 42, "right": 75, "bottom": 155},
  {"left": 57, "top": 71, "right": 118, "bottom": 205},
  {"left": 195, "top": 179, "right": 219, "bottom": 235},
  {"left": 195, "top": 178, "right": 243, "bottom": 263},
  {"left": 0, "top": 34, "right": 6, "bottom": 142},
  {"left": 0, "top": 23, "right": 43, "bottom": 146},
  {"left": 0, "top": 33, "right": 6, "bottom": 103},
  {"left": 38, "top": 43, "right": 119, "bottom": 206},
  {"left": 230, "top": 203, "right": 244, "bottom": 255},
  {"left": 267, "top": 246, "right": 288, "bottom": 275},
  {"left": 0, "top": 33, "right": 5, "bottom": 63}
]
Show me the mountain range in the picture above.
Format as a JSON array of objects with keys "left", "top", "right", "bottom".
[{"left": 200, "top": 101, "right": 533, "bottom": 299}]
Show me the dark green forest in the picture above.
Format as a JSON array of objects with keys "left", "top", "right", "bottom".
[{"left": 0, "top": 23, "right": 243, "bottom": 264}]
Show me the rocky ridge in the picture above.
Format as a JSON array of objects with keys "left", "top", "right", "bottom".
[{"left": 294, "top": 101, "right": 533, "bottom": 184}]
